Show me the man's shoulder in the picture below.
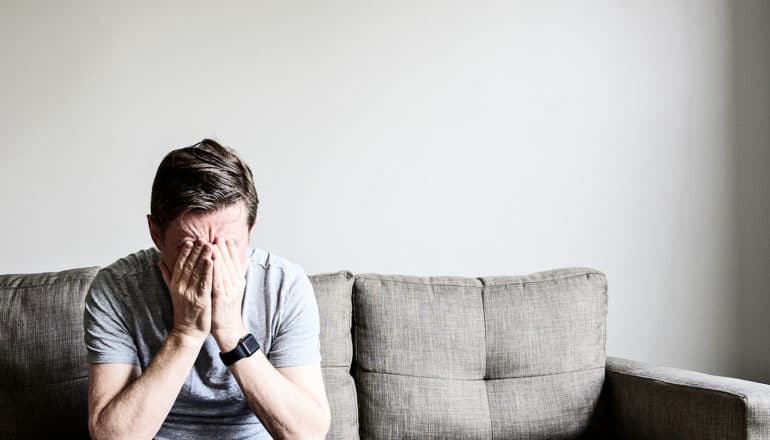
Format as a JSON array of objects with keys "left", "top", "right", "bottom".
[
  {"left": 91, "top": 247, "right": 159, "bottom": 292},
  {"left": 250, "top": 247, "right": 312, "bottom": 298},
  {"left": 252, "top": 246, "right": 303, "bottom": 274}
]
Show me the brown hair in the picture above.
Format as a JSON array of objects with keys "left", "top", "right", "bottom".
[{"left": 149, "top": 138, "right": 259, "bottom": 241}]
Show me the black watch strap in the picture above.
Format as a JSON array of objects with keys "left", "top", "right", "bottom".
[{"left": 219, "top": 333, "right": 261, "bottom": 366}]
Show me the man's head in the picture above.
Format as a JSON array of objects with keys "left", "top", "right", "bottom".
[{"left": 147, "top": 138, "right": 259, "bottom": 274}]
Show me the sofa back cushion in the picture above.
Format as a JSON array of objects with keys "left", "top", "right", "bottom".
[
  {"left": 352, "top": 267, "right": 607, "bottom": 439},
  {"left": 0, "top": 267, "right": 359, "bottom": 440},
  {"left": 0, "top": 267, "right": 99, "bottom": 438},
  {"left": 311, "top": 270, "right": 359, "bottom": 439}
]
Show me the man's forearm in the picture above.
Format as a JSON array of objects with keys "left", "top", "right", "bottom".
[
  {"left": 91, "top": 332, "right": 203, "bottom": 440},
  {"left": 227, "top": 351, "right": 328, "bottom": 439}
]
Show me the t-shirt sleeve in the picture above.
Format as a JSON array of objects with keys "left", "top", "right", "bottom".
[
  {"left": 83, "top": 269, "right": 140, "bottom": 365},
  {"left": 267, "top": 263, "right": 323, "bottom": 368}
]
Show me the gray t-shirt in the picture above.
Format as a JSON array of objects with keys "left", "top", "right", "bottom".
[{"left": 83, "top": 245, "right": 322, "bottom": 440}]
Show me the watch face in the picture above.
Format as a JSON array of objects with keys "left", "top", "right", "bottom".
[{"left": 242, "top": 333, "right": 261, "bottom": 353}]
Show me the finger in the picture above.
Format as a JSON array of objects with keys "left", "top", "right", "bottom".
[
  {"left": 224, "top": 240, "right": 239, "bottom": 291},
  {"left": 217, "top": 246, "right": 230, "bottom": 295},
  {"left": 180, "top": 240, "right": 206, "bottom": 289},
  {"left": 214, "top": 236, "right": 234, "bottom": 276},
  {"left": 226, "top": 238, "right": 244, "bottom": 277},
  {"left": 188, "top": 243, "right": 211, "bottom": 290},
  {"left": 217, "top": 237, "right": 236, "bottom": 292},
  {"left": 212, "top": 245, "right": 227, "bottom": 296},
  {"left": 173, "top": 240, "right": 195, "bottom": 282},
  {"left": 199, "top": 252, "right": 213, "bottom": 297}
]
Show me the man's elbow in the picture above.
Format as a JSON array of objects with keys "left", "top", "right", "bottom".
[
  {"left": 288, "top": 404, "right": 331, "bottom": 440},
  {"left": 315, "top": 402, "right": 332, "bottom": 439},
  {"left": 296, "top": 424, "right": 330, "bottom": 440},
  {"left": 88, "top": 413, "right": 108, "bottom": 440},
  {"left": 89, "top": 411, "right": 145, "bottom": 440},
  {"left": 317, "top": 404, "right": 331, "bottom": 438},
  {"left": 89, "top": 414, "right": 119, "bottom": 440}
]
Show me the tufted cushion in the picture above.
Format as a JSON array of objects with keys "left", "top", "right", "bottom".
[
  {"left": 0, "top": 266, "right": 99, "bottom": 439},
  {"left": 352, "top": 267, "right": 607, "bottom": 439}
]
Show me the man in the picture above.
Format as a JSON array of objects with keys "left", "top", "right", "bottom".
[{"left": 83, "top": 139, "right": 330, "bottom": 439}]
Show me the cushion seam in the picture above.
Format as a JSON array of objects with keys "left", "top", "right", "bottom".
[
  {"left": 354, "top": 270, "right": 602, "bottom": 288},
  {"left": 1, "top": 374, "right": 88, "bottom": 390},
  {"left": 356, "top": 365, "right": 604, "bottom": 381},
  {"left": 354, "top": 277, "right": 481, "bottom": 288},
  {"left": 481, "top": 278, "right": 493, "bottom": 438}
]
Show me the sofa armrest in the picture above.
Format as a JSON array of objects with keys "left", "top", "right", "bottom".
[{"left": 602, "top": 356, "right": 770, "bottom": 439}]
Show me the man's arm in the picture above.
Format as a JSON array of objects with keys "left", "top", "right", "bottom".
[
  {"left": 221, "top": 342, "right": 331, "bottom": 440},
  {"left": 87, "top": 239, "right": 215, "bottom": 440},
  {"left": 209, "top": 237, "right": 330, "bottom": 439},
  {"left": 88, "top": 333, "right": 204, "bottom": 440}
]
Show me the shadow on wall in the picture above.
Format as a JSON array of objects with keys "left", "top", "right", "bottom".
[{"left": 731, "top": 0, "right": 770, "bottom": 384}]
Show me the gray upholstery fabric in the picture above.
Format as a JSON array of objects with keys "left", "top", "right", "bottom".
[
  {"left": 604, "top": 356, "right": 770, "bottom": 440},
  {"left": 0, "top": 266, "right": 99, "bottom": 439},
  {"left": 311, "top": 270, "right": 359, "bottom": 440},
  {"left": 0, "top": 267, "right": 359, "bottom": 440},
  {"left": 352, "top": 267, "right": 608, "bottom": 439},
  {"left": 4, "top": 262, "right": 769, "bottom": 440}
]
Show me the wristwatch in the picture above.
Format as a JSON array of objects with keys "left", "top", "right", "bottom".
[{"left": 219, "top": 333, "right": 261, "bottom": 366}]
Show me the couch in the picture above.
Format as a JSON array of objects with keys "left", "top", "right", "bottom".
[{"left": 1, "top": 264, "right": 769, "bottom": 439}]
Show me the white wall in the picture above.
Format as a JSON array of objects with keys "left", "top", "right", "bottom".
[{"left": 1, "top": 1, "right": 768, "bottom": 382}]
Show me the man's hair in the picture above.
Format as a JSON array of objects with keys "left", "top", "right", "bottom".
[{"left": 150, "top": 138, "right": 259, "bottom": 241}]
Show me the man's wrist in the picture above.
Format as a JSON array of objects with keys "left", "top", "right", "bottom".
[
  {"left": 213, "top": 326, "right": 249, "bottom": 353},
  {"left": 167, "top": 328, "right": 207, "bottom": 348}
]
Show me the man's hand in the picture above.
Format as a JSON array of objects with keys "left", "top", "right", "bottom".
[
  {"left": 158, "top": 238, "right": 214, "bottom": 343},
  {"left": 210, "top": 236, "right": 248, "bottom": 352}
]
